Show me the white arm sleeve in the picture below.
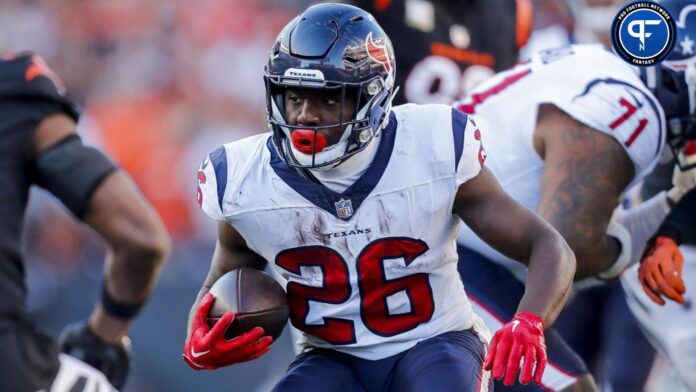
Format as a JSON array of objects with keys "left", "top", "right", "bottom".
[
  {"left": 615, "top": 191, "right": 672, "bottom": 266},
  {"left": 575, "top": 191, "right": 672, "bottom": 289}
]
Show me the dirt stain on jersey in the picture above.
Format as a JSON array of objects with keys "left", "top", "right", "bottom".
[
  {"left": 293, "top": 210, "right": 309, "bottom": 245},
  {"left": 377, "top": 199, "right": 391, "bottom": 234},
  {"left": 342, "top": 236, "right": 353, "bottom": 258},
  {"left": 311, "top": 213, "right": 329, "bottom": 245}
]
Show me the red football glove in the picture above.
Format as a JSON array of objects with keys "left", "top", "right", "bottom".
[
  {"left": 639, "top": 236, "right": 686, "bottom": 305},
  {"left": 484, "top": 312, "right": 547, "bottom": 386},
  {"left": 182, "top": 293, "right": 272, "bottom": 370}
]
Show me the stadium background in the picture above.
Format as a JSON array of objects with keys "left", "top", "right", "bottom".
[
  {"left": 1, "top": 1, "right": 305, "bottom": 390},
  {"left": 0, "top": 0, "right": 667, "bottom": 391}
]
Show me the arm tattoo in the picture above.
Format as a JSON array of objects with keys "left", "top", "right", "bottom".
[{"left": 537, "top": 106, "right": 633, "bottom": 263}]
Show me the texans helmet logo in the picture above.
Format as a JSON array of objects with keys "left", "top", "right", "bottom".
[{"left": 366, "top": 32, "right": 392, "bottom": 74}]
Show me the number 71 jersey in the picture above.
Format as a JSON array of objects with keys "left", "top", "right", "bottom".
[
  {"left": 197, "top": 104, "right": 487, "bottom": 360},
  {"left": 455, "top": 44, "right": 665, "bottom": 212},
  {"left": 454, "top": 44, "right": 666, "bottom": 272}
]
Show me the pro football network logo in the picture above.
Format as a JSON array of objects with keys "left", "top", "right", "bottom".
[{"left": 611, "top": 1, "right": 677, "bottom": 66}]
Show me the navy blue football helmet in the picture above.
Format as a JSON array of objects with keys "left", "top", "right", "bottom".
[
  {"left": 264, "top": 3, "right": 396, "bottom": 169},
  {"left": 642, "top": 0, "right": 696, "bottom": 169}
]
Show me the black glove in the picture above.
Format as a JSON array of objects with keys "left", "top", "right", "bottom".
[{"left": 58, "top": 322, "right": 132, "bottom": 390}]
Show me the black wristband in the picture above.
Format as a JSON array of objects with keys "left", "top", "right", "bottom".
[
  {"left": 655, "top": 223, "right": 684, "bottom": 245},
  {"left": 101, "top": 284, "right": 145, "bottom": 320}
]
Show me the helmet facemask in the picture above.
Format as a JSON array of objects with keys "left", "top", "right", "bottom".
[
  {"left": 262, "top": 3, "right": 397, "bottom": 170},
  {"left": 265, "top": 72, "right": 394, "bottom": 170}
]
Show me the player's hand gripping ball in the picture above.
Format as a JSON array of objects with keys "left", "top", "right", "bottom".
[
  {"left": 206, "top": 267, "right": 290, "bottom": 340},
  {"left": 183, "top": 268, "right": 289, "bottom": 370},
  {"left": 484, "top": 312, "right": 547, "bottom": 386},
  {"left": 639, "top": 236, "right": 686, "bottom": 305},
  {"left": 59, "top": 322, "right": 131, "bottom": 390}
]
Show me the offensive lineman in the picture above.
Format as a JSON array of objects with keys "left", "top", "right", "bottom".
[
  {"left": 453, "top": 41, "right": 695, "bottom": 390},
  {"left": 184, "top": 3, "right": 575, "bottom": 390},
  {"left": 0, "top": 53, "right": 170, "bottom": 391}
]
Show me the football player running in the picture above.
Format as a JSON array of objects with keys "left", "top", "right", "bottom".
[
  {"left": 453, "top": 4, "right": 696, "bottom": 390},
  {"left": 0, "top": 53, "right": 170, "bottom": 391},
  {"left": 185, "top": 3, "right": 576, "bottom": 391}
]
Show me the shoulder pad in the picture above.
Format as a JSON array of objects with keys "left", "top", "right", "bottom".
[
  {"left": 196, "top": 134, "right": 271, "bottom": 219},
  {"left": 197, "top": 146, "right": 228, "bottom": 221},
  {"left": 452, "top": 108, "right": 486, "bottom": 186}
]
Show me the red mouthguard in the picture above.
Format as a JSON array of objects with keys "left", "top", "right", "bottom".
[{"left": 291, "top": 129, "right": 328, "bottom": 154}]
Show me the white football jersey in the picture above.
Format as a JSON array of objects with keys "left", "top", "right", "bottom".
[
  {"left": 197, "top": 104, "right": 487, "bottom": 360},
  {"left": 454, "top": 45, "right": 666, "bottom": 274}
]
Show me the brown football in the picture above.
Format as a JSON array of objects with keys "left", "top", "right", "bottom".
[{"left": 207, "top": 267, "right": 289, "bottom": 341}]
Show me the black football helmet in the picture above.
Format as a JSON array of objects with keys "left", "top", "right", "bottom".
[
  {"left": 264, "top": 3, "right": 396, "bottom": 169},
  {"left": 641, "top": 0, "right": 696, "bottom": 169}
]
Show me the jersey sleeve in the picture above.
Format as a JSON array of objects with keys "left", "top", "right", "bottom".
[
  {"left": 535, "top": 46, "right": 665, "bottom": 180},
  {"left": 0, "top": 52, "right": 79, "bottom": 121},
  {"left": 452, "top": 108, "right": 486, "bottom": 186},
  {"left": 196, "top": 146, "right": 229, "bottom": 221},
  {"left": 552, "top": 80, "right": 664, "bottom": 179}
]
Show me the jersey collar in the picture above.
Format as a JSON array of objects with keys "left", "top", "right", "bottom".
[{"left": 267, "top": 112, "right": 397, "bottom": 221}]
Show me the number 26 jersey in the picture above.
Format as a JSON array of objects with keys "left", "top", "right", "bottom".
[{"left": 197, "top": 104, "right": 486, "bottom": 360}]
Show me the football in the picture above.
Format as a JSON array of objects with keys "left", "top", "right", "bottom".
[{"left": 207, "top": 267, "right": 289, "bottom": 341}]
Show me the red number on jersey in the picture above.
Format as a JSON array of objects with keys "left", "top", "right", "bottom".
[
  {"left": 275, "top": 237, "right": 434, "bottom": 344},
  {"left": 357, "top": 238, "right": 434, "bottom": 336},
  {"left": 609, "top": 97, "right": 649, "bottom": 147},
  {"left": 196, "top": 170, "right": 206, "bottom": 207},
  {"left": 276, "top": 246, "right": 355, "bottom": 344}
]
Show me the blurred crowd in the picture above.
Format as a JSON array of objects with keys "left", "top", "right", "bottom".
[
  {"left": 1, "top": 0, "right": 306, "bottom": 242},
  {"left": 1, "top": 0, "right": 316, "bottom": 286},
  {"left": 1, "top": 1, "right": 310, "bottom": 390}
]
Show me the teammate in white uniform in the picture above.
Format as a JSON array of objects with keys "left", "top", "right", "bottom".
[
  {"left": 182, "top": 4, "right": 577, "bottom": 391},
  {"left": 453, "top": 43, "right": 685, "bottom": 392}
]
